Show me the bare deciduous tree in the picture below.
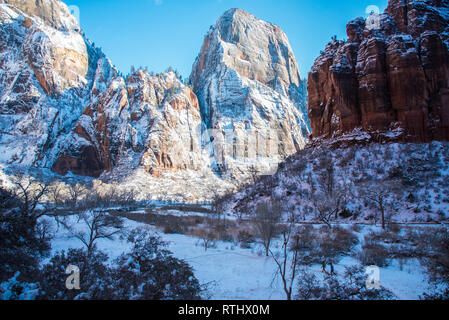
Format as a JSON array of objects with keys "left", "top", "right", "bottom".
[
  {"left": 211, "top": 192, "right": 225, "bottom": 228},
  {"left": 269, "top": 219, "right": 301, "bottom": 301},
  {"left": 47, "top": 181, "right": 65, "bottom": 206},
  {"left": 317, "top": 153, "right": 335, "bottom": 196},
  {"left": 66, "top": 182, "right": 87, "bottom": 207},
  {"left": 248, "top": 165, "right": 260, "bottom": 184},
  {"left": 253, "top": 200, "right": 282, "bottom": 257},
  {"left": 312, "top": 192, "right": 340, "bottom": 229},
  {"left": 58, "top": 211, "right": 124, "bottom": 256},
  {"left": 117, "top": 187, "right": 137, "bottom": 207},
  {"left": 10, "top": 172, "right": 51, "bottom": 218},
  {"left": 311, "top": 152, "right": 350, "bottom": 228},
  {"left": 318, "top": 226, "right": 358, "bottom": 275},
  {"left": 197, "top": 229, "right": 216, "bottom": 252},
  {"left": 360, "top": 180, "right": 400, "bottom": 229}
]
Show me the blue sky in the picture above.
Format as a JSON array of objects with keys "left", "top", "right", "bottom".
[{"left": 64, "top": 0, "right": 388, "bottom": 79}]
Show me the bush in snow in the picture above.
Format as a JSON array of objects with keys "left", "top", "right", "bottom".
[
  {"left": 317, "top": 226, "right": 359, "bottom": 273},
  {"left": 290, "top": 225, "right": 321, "bottom": 266},
  {"left": 421, "top": 228, "right": 449, "bottom": 283},
  {"left": 39, "top": 248, "right": 115, "bottom": 300},
  {"left": 295, "top": 268, "right": 324, "bottom": 300},
  {"left": 237, "top": 230, "right": 255, "bottom": 249},
  {"left": 296, "top": 265, "right": 395, "bottom": 300},
  {"left": 252, "top": 200, "right": 282, "bottom": 256},
  {"left": 420, "top": 228, "right": 449, "bottom": 300},
  {"left": 0, "top": 272, "right": 40, "bottom": 300},
  {"left": 39, "top": 228, "right": 203, "bottom": 300},
  {"left": 0, "top": 187, "right": 51, "bottom": 284},
  {"left": 421, "top": 287, "right": 449, "bottom": 300},
  {"left": 113, "top": 228, "right": 202, "bottom": 300},
  {"left": 357, "top": 236, "right": 390, "bottom": 267},
  {"left": 324, "top": 265, "right": 395, "bottom": 300},
  {"left": 195, "top": 227, "right": 217, "bottom": 252}
]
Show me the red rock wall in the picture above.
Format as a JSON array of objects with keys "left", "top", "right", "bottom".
[{"left": 308, "top": 0, "right": 449, "bottom": 142}]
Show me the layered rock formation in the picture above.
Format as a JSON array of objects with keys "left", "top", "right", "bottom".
[
  {"left": 308, "top": 0, "right": 449, "bottom": 142},
  {"left": 122, "top": 71, "right": 204, "bottom": 177},
  {"left": 0, "top": 0, "right": 206, "bottom": 178},
  {"left": 52, "top": 70, "right": 204, "bottom": 178},
  {"left": 2, "top": 0, "right": 80, "bottom": 31},
  {"left": 1, "top": 1, "right": 309, "bottom": 186},
  {"left": 0, "top": 0, "right": 94, "bottom": 168},
  {"left": 190, "top": 9, "right": 309, "bottom": 177}
]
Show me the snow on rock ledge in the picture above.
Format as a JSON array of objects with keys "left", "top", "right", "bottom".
[
  {"left": 1, "top": 3, "right": 311, "bottom": 198},
  {"left": 190, "top": 8, "right": 310, "bottom": 178}
]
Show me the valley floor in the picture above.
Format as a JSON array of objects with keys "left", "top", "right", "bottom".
[{"left": 48, "top": 211, "right": 433, "bottom": 300}]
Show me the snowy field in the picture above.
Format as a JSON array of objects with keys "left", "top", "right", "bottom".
[{"left": 48, "top": 214, "right": 432, "bottom": 300}]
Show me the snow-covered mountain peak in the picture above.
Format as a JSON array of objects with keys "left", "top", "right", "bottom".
[
  {"left": 1, "top": 2, "right": 310, "bottom": 199},
  {"left": 193, "top": 7, "right": 304, "bottom": 97},
  {"left": 2, "top": 0, "right": 80, "bottom": 32},
  {"left": 190, "top": 8, "right": 310, "bottom": 178}
]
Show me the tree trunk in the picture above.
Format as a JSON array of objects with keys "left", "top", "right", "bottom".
[{"left": 380, "top": 201, "right": 385, "bottom": 230}]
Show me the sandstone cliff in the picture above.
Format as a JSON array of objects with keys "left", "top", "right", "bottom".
[
  {"left": 0, "top": 2, "right": 309, "bottom": 190},
  {"left": 2, "top": 0, "right": 79, "bottom": 32},
  {"left": 0, "top": 0, "right": 207, "bottom": 179},
  {"left": 0, "top": 0, "right": 96, "bottom": 169},
  {"left": 308, "top": 0, "right": 449, "bottom": 142},
  {"left": 190, "top": 9, "right": 309, "bottom": 177}
]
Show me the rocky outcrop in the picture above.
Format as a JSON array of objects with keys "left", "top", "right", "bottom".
[
  {"left": 1, "top": 2, "right": 309, "bottom": 183},
  {"left": 308, "top": 0, "right": 449, "bottom": 142},
  {"left": 52, "top": 68, "right": 205, "bottom": 178},
  {"left": 51, "top": 62, "right": 129, "bottom": 177},
  {"left": 1, "top": 0, "right": 87, "bottom": 97},
  {"left": 190, "top": 9, "right": 309, "bottom": 177},
  {"left": 0, "top": 0, "right": 207, "bottom": 178},
  {"left": 2, "top": 0, "right": 79, "bottom": 31},
  {"left": 126, "top": 71, "right": 204, "bottom": 177},
  {"left": 0, "top": 0, "right": 95, "bottom": 169}
]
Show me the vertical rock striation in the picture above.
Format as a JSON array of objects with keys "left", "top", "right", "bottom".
[
  {"left": 190, "top": 9, "right": 309, "bottom": 177},
  {"left": 1, "top": 2, "right": 309, "bottom": 183},
  {"left": 308, "top": 0, "right": 449, "bottom": 142},
  {"left": 1, "top": 0, "right": 205, "bottom": 178}
]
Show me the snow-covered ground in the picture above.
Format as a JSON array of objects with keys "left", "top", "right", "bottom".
[
  {"left": 228, "top": 142, "right": 449, "bottom": 225},
  {"left": 48, "top": 214, "right": 432, "bottom": 300}
]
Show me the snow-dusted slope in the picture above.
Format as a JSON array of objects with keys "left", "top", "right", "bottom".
[
  {"left": 0, "top": 1, "right": 209, "bottom": 180},
  {"left": 190, "top": 9, "right": 310, "bottom": 178},
  {"left": 0, "top": 1, "right": 99, "bottom": 168},
  {"left": 1, "top": 2, "right": 312, "bottom": 195},
  {"left": 226, "top": 141, "right": 449, "bottom": 224},
  {"left": 126, "top": 71, "right": 205, "bottom": 177}
]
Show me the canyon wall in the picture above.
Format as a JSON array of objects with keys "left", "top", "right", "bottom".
[{"left": 308, "top": 0, "right": 449, "bottom": 142}]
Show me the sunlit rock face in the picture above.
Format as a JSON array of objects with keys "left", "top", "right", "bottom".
[
  {"left": 190, "top": 8, "right": 310, "bottom": 178},
  {"left": 2, "top": 0, "right": 88, "bottom": 95},
  {"left": 0, "top": 1, "right": 205, "bottom": 178},
  {"left": 308, "top": 0, "right": 449, "bottom": 142},
  {"left": 1, "top": 2, "right": 309, "bottom": 185},
  {"left": 126, "top": 71, "right": 204, "bottom": 177},
  {"left": 3, "top": 0, "right": 79, "bottom": 31},
  {"left": 0, "top": 0, "right": 95, "bottom": 169},
  {"left": 51, "top": 60, "right": 128, "bottom": 178},
  {"left": 52, "top": 69, "right": 206, "bottom": 178}
]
